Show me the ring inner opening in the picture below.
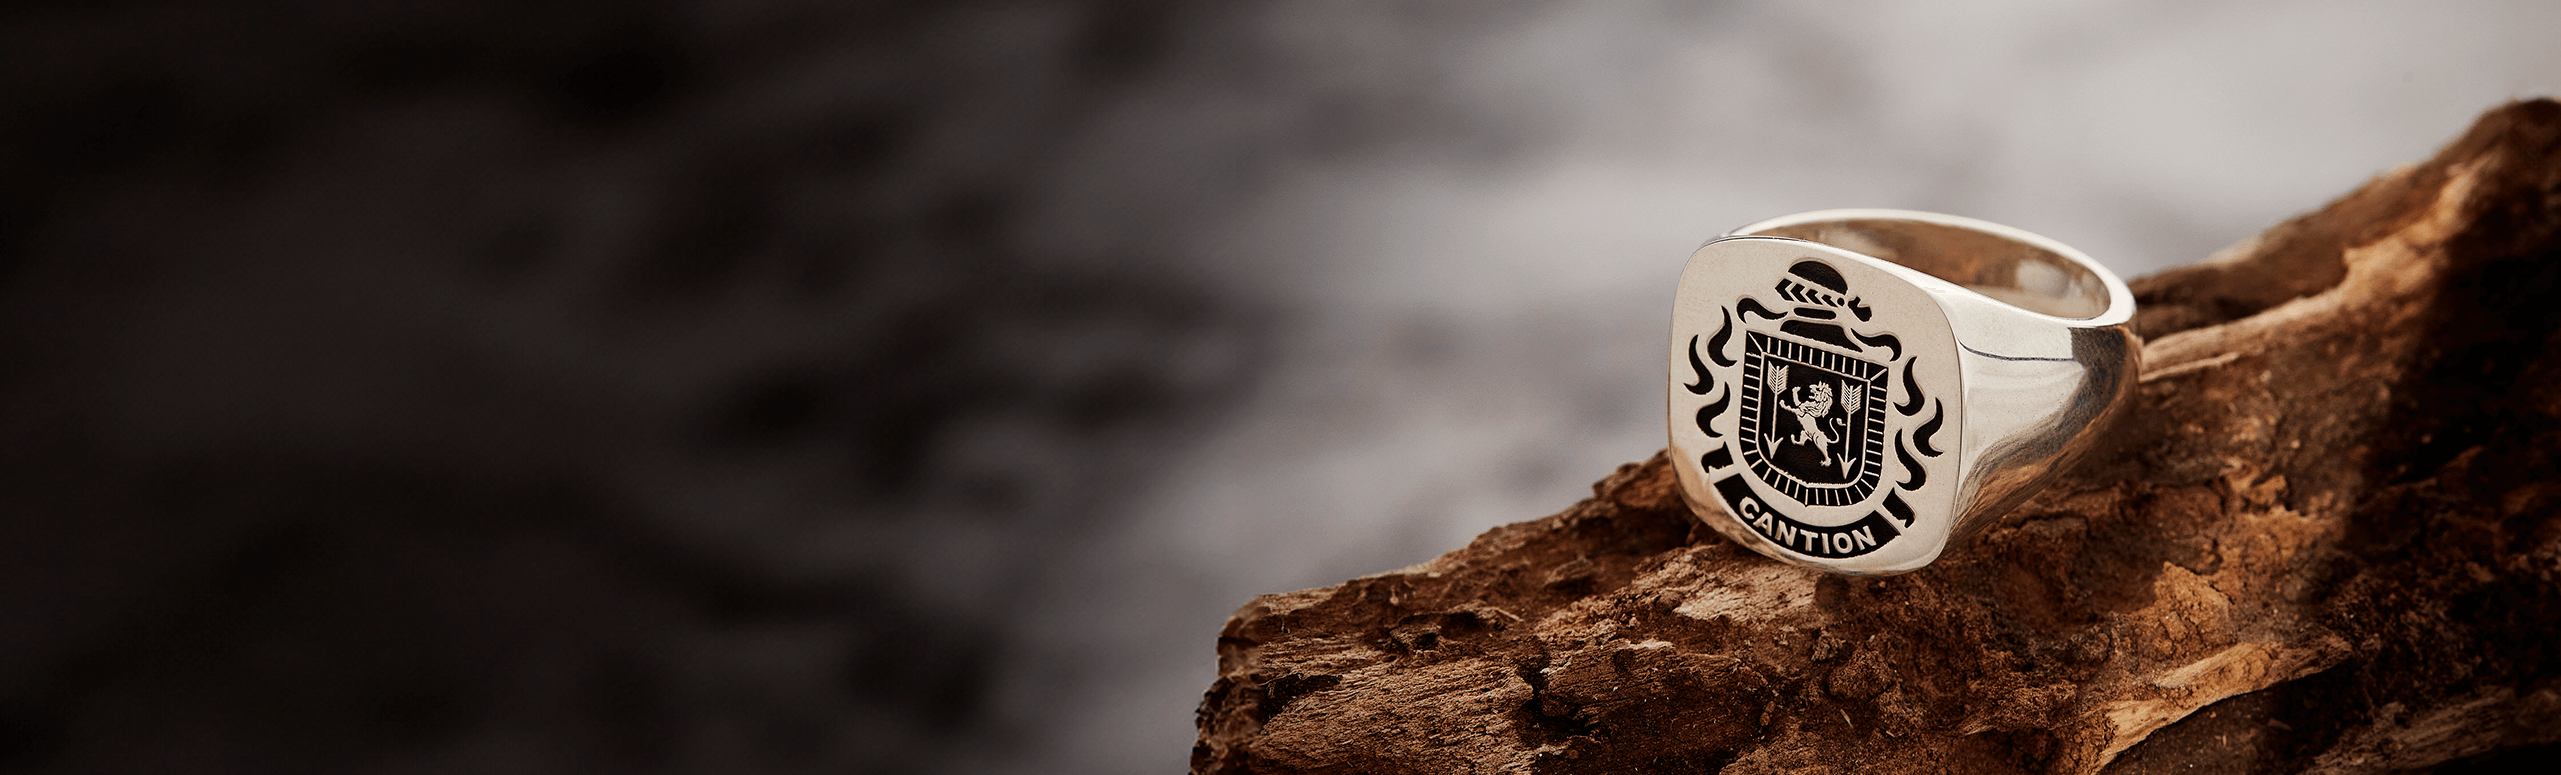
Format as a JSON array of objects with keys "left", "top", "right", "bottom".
[{"left": 1742, "top": 218, "right": 2109, "bottom": 319}]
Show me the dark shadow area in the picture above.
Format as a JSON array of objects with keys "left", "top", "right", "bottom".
[{"left": 0, "top": 1, "right": 1263, "bottom": 772}]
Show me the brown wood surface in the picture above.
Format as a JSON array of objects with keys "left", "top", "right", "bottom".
[{"left": 1193, "top": 100, "right": 2561, "bottom": 775}]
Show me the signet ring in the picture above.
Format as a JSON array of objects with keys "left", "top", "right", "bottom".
[{"left": 1667, "top": 209, "right": 2140, "bottom": 575}]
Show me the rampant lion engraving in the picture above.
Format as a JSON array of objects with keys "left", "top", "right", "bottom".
[{"left": 1765, "top": 362, "right": 1862, "bottom": 474}]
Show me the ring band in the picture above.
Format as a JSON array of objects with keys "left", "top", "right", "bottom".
[{"left": 1666, "top": 209, "right": 2139, "bottom": 575}]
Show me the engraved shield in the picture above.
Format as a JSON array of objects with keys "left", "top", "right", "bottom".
[{"left": 1737, "top": 331, "right": 1888, "bottom": 507}]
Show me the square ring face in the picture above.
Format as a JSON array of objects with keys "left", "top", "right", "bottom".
[{"left": 1667, "top": 237, "right": 1964, "bottom": 574}]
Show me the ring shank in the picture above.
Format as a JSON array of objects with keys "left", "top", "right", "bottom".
[{"left": 1729, "top": 212, "right": 2113, "bottom": 320}]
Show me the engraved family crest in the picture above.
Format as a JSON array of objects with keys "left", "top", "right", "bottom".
[
  {"left": 1683, "top": 258, "right": 1945, "bottom": 559},
  {"left": 1731, "top": 260, "right": 1892, "bottom": 507}
]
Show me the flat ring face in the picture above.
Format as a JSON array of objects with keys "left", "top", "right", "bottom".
[{"left": 1668, "top": 237, "right": 1964, "bottom": 574}]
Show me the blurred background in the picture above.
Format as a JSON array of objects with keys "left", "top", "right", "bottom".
[{"left": 0, "top": 1, "right": 2554, "bottom": 773}]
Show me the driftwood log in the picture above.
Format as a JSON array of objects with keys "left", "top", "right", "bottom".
[{"left": 1194, "top": 100, "right": 2561, "bottom": 775}]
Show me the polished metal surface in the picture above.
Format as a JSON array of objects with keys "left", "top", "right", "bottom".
[{"left": 1667, "top": 209, "right": 2138, "bottom": 574}]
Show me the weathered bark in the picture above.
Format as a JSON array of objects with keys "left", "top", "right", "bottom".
[{"left": 1194, "top": 100, "right": 2561, "bottom": 775}]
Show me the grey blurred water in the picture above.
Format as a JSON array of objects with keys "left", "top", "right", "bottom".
[{"left": 0, "top": 1, "right": 2553, "bottom": 773}]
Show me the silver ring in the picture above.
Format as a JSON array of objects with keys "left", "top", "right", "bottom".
[{"left": 1667, "top": 209, "right": 2139, "bottom": 575}]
